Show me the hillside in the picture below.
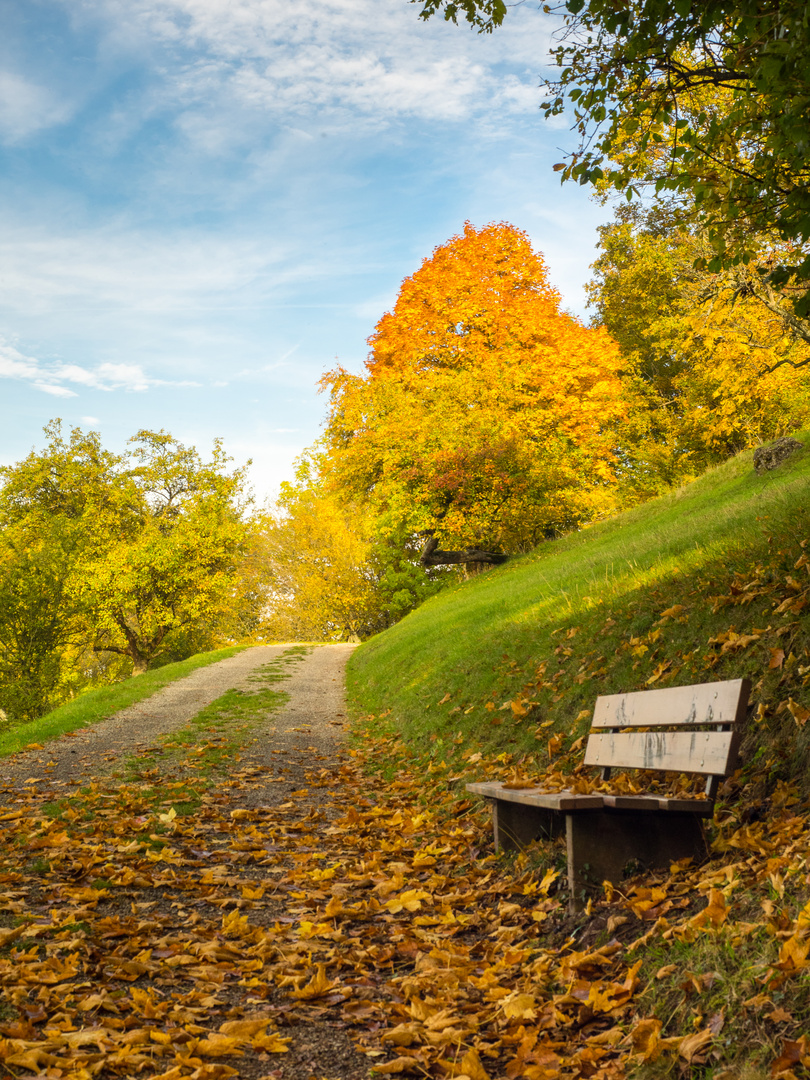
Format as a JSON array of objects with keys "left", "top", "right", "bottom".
[
  {"left": 344, "top": 434, "right": 810, "bottom": 1078},
  {"left": 348, "top": 434, "right": 810, "bottom": 788}
]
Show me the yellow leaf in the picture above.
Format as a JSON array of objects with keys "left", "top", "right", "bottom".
[
  {"left": 788, "top": 699, "right": 810, "bottom": 727},
  {"left": 691, "top": 888, "right": 727, "bottom": 928},
  {"left": 218, "top": 1018, "right": 269, "bottom": 1038},
  {"left": 373, "top": 1057, "right": 425, "bottom": 1074},
  {"left": 630, "top": 1018, "right": 662, "bottom": 1060},
  {"left": 501, "top": 993, "right": 536, "bottom": 1020},
  {"left": 0, "top": 925, "right": 27, "bottom": 948},
  {"left": 456, "top": 1048, "right": 490, "bottom": 1080},
  {"left": 254, "top": 1032, "right": 292, "bottom": 1053},
  {"left": 777, "top": 935, "right": 810, "bottom": 972},
  {"left": 193, "top": 1034, "right": 241, "bottom": 1058},
  {"left": 655, "top": 964, "right": 678, "bottom": 979},
  {"left": 221, "top": 909, "right": 251, "bottom": 938},
  {"left": 538, "top": 867, "right": 560, "bottom": 896},
  {"left": 386, "top": 889, "right": 431, "bottom": 913},
  {"left": 659, "top": 605, "right": 685, "bottom": 620},
  {"left": 678, "top": 1027, "right": 713, "bottom": 1062},
  {"left": 291, "top": 962, "right": 337, "bottom": 999},
  {"left": 381, "top": 1024, "right": 419, "bottom": 1047}
]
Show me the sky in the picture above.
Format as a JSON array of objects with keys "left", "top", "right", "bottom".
[{"left": 0, "top": 0, "right": 612, "bottom": 504}]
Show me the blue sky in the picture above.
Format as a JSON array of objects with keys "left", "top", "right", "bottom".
[{"left": 0, "top": 0, "right": 611, "bottom": 503}]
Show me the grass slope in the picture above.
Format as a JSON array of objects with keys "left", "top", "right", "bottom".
[
  {"left": 349, "top": 434, "right": 810, "bottom": 786},
  {"left": 349, "top": 437, "right": 810, "bottom": 1077},
  {"left": 0, "top": 644, "right": 249, "bottom": 758}
]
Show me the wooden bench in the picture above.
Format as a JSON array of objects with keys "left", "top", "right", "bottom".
[{"left": 467, "top": 678, "right": 750, "bottom": 907}]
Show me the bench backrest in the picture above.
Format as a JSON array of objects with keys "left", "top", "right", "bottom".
[{"left": 583, "top": 678, "right": 751, "bottom": 795}]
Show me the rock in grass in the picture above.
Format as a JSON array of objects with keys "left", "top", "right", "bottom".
[{"left": 753, "top": 437, "right": 803, "bottom": 474}]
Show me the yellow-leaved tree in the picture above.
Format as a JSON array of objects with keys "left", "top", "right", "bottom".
[
  {"left": 76, "top": 430, "right": 254, "bottom": 676},
  {"left": 0, "top": 423, "right": 254, "bottom": 720},
  {"left": 259, "top": 459, "right": 448, "bottom": 642},
  {"left": 320, "top": 222, "right": 627, "bottom": 568},
  {"left": 587, "top": 204, "right": 810, "bottom": 497}
]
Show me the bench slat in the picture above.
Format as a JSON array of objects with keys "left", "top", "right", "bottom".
[
  {"left": 466, "top": 781, "right": 603, "bottom": 812},
  {"left": 602, "top": 793, "right": 714, "bottom": 815},
  {"left": 584, "top": 728, "right": 739, "bottom": 776},
  {"left": 591, "top": 678, "right": 750, "bottom": 729}
]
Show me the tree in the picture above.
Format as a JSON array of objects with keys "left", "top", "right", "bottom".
[
  {"left": 587, "top": 204, "right": 810, "bottom": 493},
  {"left": 0, "top": 423, "right": 131, "bottom": 720},
  {"left": 77, "top": 430, "right": 252, "bottom": 675},
  {"left": 0, "top": 424, "right": 253, "bottom": 721},
  {"left": 418, "top": 0, "right": 810, "bottom": 328},
  {"left": 321, "top": 222, "right": 626, "bottom": 565},
  {"left": 260, "top": 461, "right": 446, "bottom": 642},
  {"left": 414, "top": 0, "right": 506, "bottom": 31}
]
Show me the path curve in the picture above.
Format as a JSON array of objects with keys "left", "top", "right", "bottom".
[{"left": 0, "top": 643, "right": 356, "bottom": 790}]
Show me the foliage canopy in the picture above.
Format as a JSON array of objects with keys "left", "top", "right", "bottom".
[
  {"left": 321, "top": 222, "right": 625, "bottom": 562},
  {"left": 419, "top": 0, "right": 810, "bottom": 325},
  {"left": 0, "top": 423, "right": 253, "bottom": 720}
]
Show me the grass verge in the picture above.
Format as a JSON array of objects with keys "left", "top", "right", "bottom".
[
  {"left": 0, "top": 644, "right": 251, "bottom": 758},
  {"left": 348, "top": 433, "right": 810, "bottom": 793}
]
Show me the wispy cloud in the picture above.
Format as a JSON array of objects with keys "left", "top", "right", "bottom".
[
  {"left": 0, "top": 70, "right": 74, "bottom": 143},
  {"left": 76, "top": 0, "right": 549, "bottom": 141},
  {"left": 0, "top": 341, "right": 199, "bottom": 398}
]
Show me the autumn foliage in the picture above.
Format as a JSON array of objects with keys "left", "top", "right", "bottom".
[
  {"left": 4, "top": 665, "right": 810, "bottom": 1080},
  {"left": 321, "top": 223, "right": 626, "bottom": 558},
  {"left": 0, "top": 424, "right": 255, "bottom": 720},
  {"left": 587, "top": 206, "right": 810, "bottom": 496}
]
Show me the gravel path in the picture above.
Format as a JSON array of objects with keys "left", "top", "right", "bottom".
[
  {"left": 0, "top": 642, "right": 371, "bottom": 1079},
  {"left": 0, "top": 643, "right": 356, "bottom": 790}
]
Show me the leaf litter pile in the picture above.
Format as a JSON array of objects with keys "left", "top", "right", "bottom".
[{"left": 2, "top": 702, "right": 810, "bottom": 1080}]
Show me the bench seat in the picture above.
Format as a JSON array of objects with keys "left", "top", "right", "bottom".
[{"left": 466, "top": 781, "right": 604, "bottom": 812}]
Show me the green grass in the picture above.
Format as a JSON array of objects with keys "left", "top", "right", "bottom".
[
  {"left": 348, "top": 433, "right": 810, "bottom": 782},
  {"left": 0, "top": 644, "right": 250, "bottom": 758}
]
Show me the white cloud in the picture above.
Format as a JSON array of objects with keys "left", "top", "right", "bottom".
[
  {"left": 0, "top": 342, "right": 40, "bottom": 380},
  {"left": 0, "top": 222, "right": 300, "bottom": 315},
  {"left": 0, "top": 70, "right": 74, "bottom": 143},
  {"left": 78, "top": 0, "right": 550, "bottom": 140},
  {"left": 34, "top": 381, "right": 77, "bottom": 398},
  {"left": 0, "top": 340, "right": 199, "bottom": 398}
]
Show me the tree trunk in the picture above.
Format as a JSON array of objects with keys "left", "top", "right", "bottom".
[{"left": 419, "top": 535, "right": 508, "bottom": 569}]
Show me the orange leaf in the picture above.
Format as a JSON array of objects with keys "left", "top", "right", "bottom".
[
  {"left": 788, "top": 699, "right": 810, "bottom": 727},
  {"left": 772, "top": 1037, "right": 808, "bottom": 1077},
  {"left": 630, "top": 1018, "right": 662, "bottom": 1060},
  {"left": 678, "top": 1028, "right": 713, "bottom": 1062}
]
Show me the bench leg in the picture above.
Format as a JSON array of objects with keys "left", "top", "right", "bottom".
[
  {"left": 492, "top": 800, "right": 564, "bottom": 853},
  {"left": 566, "top": 810, "right": 709, "bottom": 911}
]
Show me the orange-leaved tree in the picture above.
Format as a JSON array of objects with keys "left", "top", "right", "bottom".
[{"left": 321, "top": 222, "right": 626, "bottom": 566}]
